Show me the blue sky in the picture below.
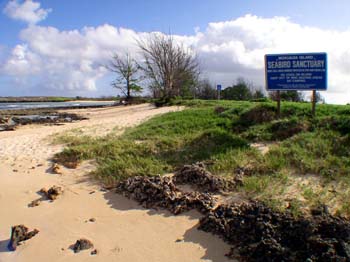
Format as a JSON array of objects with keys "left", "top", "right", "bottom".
[
  {"left": 1, "top": 0, "right": 350, "bottom": 103},
  {"left": 2, "top": 0, "right": 350, "bottom": 42}
]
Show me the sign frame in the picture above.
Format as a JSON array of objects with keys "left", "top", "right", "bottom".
[{"left": 265, "top": 52, "right": 328, "bottom": 91}]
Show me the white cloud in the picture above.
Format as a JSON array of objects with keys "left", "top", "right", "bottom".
[
  {"left": 2, "top": 24, "right": 142, "bottom": 92},
  {"left": 2, "top": 14, "right": 350, "bottom": 103},
  {"left": 3, "top": 0, "right": 51, "bottom": 24},
  {"left": 194, "top": 14, "right": 350, "bottom": 104},
  {"left": 3, "top": 44, "right": 41, "bottom": 75}
]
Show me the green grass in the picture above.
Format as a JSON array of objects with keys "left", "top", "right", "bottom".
[{"left": 53, "top": 99, "right": 350, "bottom": 216}]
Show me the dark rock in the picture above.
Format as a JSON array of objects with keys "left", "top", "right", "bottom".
[
  {"left": 198, "top": 201, "right": 350, "bottom": 262},
  {"left": 0, "top": 113, "right": 86, "bottom": 132},
  {"left": 233, "top": 173, "right": 244, "bottom": 186},
  {"left": 28, "top": 199, "right": 41, "bottom": 207},
  {"left": 40, "top": 186, "right": 63, "bottom": 200},
  {"left": 116, "top": 172, "right": 350, "bottom": 261},
  {"left": 311, "top": 205, "right": 330, "bottom": 216},
  {"left": 8, "top": 225, "right": 39, "bottom": 251},
  {"left": 64, "top": 161, "right": 78, "bottom": 169},
  {"left": 90, "top": 249, "right": 98, "bottom": 255},
  {"left": 235, "top": 166, "right": 254, "bottom": 177},
  {"left": 174, "top": 163, "right": 236, "bottom": 192},
  {"left": 51, "top": 163, "right": 62, "bottom": 174},
  {"left": 0, "top": 116, "right": 10, "bottom": 124},
  {"left": 0, "top": 124, "right": 17, "bottom": 131},
  {"left": 72, "top": 238, "right": 94, "bottom": 253},
  {"left": 117, "top": 175, "right": 217, "bottom": 215}
]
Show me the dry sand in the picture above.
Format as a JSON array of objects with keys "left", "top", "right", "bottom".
[{"left": 0, "top": 104, "right": 231, "bottom": 262}]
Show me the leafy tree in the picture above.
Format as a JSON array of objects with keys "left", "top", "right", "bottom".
[
  {"left": 270, "top": 91, "right": 305, "bottom": 102},
  {"left": 138, "top": 34, "right": 199, "bottom": 99},
  {"left": 253, "top": 90, "right": 266, "bottom": 99},
  {"left": 195, "top": 79, "right": 217, "bottom": 99},
  {"left": 314, "top": 91, "right": 325, "bottom": 104},
  {"left": 106, "top": 53, "right": 143, "bottom": 100},
  {"left": 222, "top": 78, "right": 253, "bottom": 100}
]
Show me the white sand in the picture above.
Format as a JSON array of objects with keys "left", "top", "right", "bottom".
[{"left": 0, "top": 104, "right": 232, "bottom": 262}]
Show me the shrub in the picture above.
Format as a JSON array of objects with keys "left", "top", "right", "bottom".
[{"left": 269, "top": 118, "right": 310, "bottom": 140}]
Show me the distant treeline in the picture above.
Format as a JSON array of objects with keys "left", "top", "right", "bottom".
[
  {"left": 0, "top": 96, "right": 119, "bottom": 103},
  {"left": 192, "top": 77, "right": 324, "bottom": 103}
]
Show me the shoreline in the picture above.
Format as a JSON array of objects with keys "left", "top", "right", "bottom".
[{"left": 0, "top": 102, "right": 118, "bottom": 114}]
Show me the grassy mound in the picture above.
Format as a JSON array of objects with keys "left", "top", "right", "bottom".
[{"left": 53, "top": 99, "right": 350, "bottom": 216}]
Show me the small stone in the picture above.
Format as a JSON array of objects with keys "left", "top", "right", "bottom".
[
  {"left": 90, "top": 249, "right": 98, "bottom": 255},
  {"left": 13, "top": 169, "right": 18, "bottom": 172},
  {"left": 65, "top": 161, "right": 78, "bottom": 169},
  {"left": 175, "top": 238, "right": 184, "bottom": 243},
  {"left": 89, "top": 218, "right": 96, "bottom": 223},
  {"left": 52, "top": 163, "right": 62, "bottom": 174},
  {"left": 72, "top": 238, "right": 94, "bottom": 253},
  {"left": 28, "top": 199, "right": 41, "bottom": 208},
  {"left": 40, "top": 188, "right": 48, "bottom": 195}
]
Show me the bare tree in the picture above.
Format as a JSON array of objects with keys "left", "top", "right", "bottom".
[
  {"left": 106, "top": 53, "right": 142, "bottom": 100},
  {"left": 138, "top": 34, "right": 199, "bottom": 99}
]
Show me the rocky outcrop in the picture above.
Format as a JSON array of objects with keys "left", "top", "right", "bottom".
[
  {"left": 0, "top": 113, "right": 87, "bottom": 132},
  {"left": 174, "top": 162, "right": 236, "bottom": 192},
  {"left": 199, "top": 202, "right": 350, "bottom": 261},
  {"left": 116, "top": 175, "right": 216, "bottom": 215},
  {"left": 116, "top": 163, "right": 350, "bottom": 261}
]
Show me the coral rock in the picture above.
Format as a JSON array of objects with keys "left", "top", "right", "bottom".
[{"left": 8, "top": 225, "right": 39, "bottom": 251}]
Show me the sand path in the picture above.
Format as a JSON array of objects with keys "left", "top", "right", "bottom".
[{"left": 0, "top": 104, "right": 231, "bottom": 262}]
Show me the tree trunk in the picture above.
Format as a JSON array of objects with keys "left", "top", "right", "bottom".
[{"left": 126, "top": 77, "right": 131, "bottom": 100}]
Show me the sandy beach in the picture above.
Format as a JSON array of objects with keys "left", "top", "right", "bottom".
[{"left": 0, "top": 104, "right": 231, "bottom": 262}]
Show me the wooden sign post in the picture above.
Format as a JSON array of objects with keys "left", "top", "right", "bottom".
[{"left": 312, "top": 90, "right": 316, "bottom": 117}]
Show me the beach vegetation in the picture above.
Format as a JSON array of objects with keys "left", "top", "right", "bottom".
[{"left": 53, "top": 99, "right": 350, "bottom": 217}]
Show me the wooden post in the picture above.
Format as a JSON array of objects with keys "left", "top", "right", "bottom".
[
  {"left": 312, "top": 90, "right": 316, "bottom": 117},
  {"left": 277, "top": 90, "right": 281, "bottom": 118}
]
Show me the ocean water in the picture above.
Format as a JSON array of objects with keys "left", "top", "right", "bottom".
[{"left": 0, "top": 101, "right": 116, "bottom": 110}]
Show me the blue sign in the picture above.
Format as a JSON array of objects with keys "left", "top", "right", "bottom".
[
  {"left": 217, "top": 84, "right": 222, "bottom": 91},
  {"left": 265, "top": 53, "right": 327, "bottom": 91}
]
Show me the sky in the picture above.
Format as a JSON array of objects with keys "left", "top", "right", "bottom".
[{"left": 1, "top": 0, "right": 350, "bottom": 104}]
